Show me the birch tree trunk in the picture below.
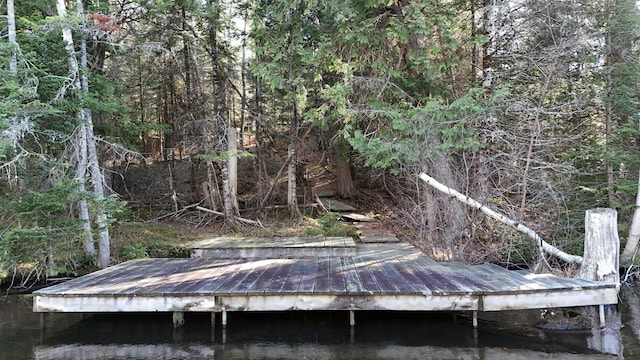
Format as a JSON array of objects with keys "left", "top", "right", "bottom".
[
  {"left": 622, "top": 170, "right": 640, "bottom": 260},
  {"left": 75, "top": 126, "right": 96, "bottom": 258},
  {"left": 7, "top": 0, "right": 17, "bottom": 74},
  {"left": 58, "top": 0, "right": 111, "bottom": 268},
  {"left": 77, "top": 0, "right": 110, "bottom": 268}
]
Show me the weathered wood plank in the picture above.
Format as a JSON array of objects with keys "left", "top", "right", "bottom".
[
  {"left": 280, "top": 258, "right": 309, "bottom": 293},
  {"left": 172, "top": 264, "right": 233, "bottom": 295},
  {"left": 341, "top": 257, "right": 365, "bottom": 294},
  {"left": 385, "top": 259, "right": 432, "bottom": 295},
  {"left": 351, "top": 256, "right": 382, "bottom": 294},
  {"left": 172, "top": 259, "right": 245, "bottom": 294},
  {"left": 358, "top": 255, "right": 401, "bottom": 294},
  {"left": 34, "top": 259, "right": 151, "bottom": 294},
  {"left": 126, "top": 259, "right": 206, "bottom": 295},
  {"left": 245, "top": 259, "right": 294, "bottom": 294},
  {"left": 211, "top": 260, "right": 264, "bottom": 294},
  {"left": 264, "top": 259, "right": 298, "bottom": 293},
  {"left": 231, "top": 259, "right": 284, "bottom": 294},
  {"left": 329, "top": 257, "right": 347, "bottom": 294},
  {"left": 312, "top": 258, "right": 331, "bottom": 293}
]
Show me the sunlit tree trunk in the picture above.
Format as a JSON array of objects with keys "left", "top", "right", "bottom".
[
  {"left": 7, "top": 0, "right": 17, "bottom": 74},
  {"left": 623, "top": 170, "right": 640, "bottom": 260},
  {"left": 58, "top": 0, "right": 111, "bottom": 267}
]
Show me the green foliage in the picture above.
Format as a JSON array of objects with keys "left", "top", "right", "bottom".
[
  {"left": 348, "top": 88, "right": 501, "bottom": 173},
  {"left": 0, "top": 179, "right": 84, "bottom": 284},
  {"left": 304, "top": 212, "right": 357, "bottom": 237},
  {"left": 119, "top": 241, "right": 149, "bottom": 260}
]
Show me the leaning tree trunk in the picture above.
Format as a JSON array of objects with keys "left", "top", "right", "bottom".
[
  {"left": 622, "top": 170, "right": 640, "bottom": 261},
  {"left": 419, "top": 172, "right": 584, "bottom": 265}
]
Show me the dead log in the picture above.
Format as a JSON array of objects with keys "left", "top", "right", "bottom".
[
  {"left": 196, "top": 206, "right": 263, "bottom": 227},
  {"left": 418, "top": 172, "right": 583, "bottom": 265}
]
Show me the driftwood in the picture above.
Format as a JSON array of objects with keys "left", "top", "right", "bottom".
[
  {"left": 196, "top": 206, "right": 263, "bottom": 227},
  {"left": 418, "top": 173, "right": 583, "bottom": 265}
]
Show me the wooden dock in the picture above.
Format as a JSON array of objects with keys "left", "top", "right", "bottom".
[
  {"left": 187, "top": 235, "right": 357, "bottom": 258},
  {"left": 33, "top": 236, "right": 618, "bottom": 328}
]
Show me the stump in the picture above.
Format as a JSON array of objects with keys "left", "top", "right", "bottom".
[{"left": 577, "top": 208, "right": 620, "bottom": 285}]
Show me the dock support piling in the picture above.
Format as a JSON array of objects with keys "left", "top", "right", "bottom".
[
  {"left": 222, "top": 308, "right": 227, "bottom": 328},
  {"left": 472, "top": 310, "right": 478, "bottom": 328},
  {"left": 599, "top": 305, "right": 606, "bottom": 328},
  {"left": 349, "top": 310, "right": 355, "bottom": 327},
  {"left": 172, "top": 311, "right": 185, "bottom": 328}
]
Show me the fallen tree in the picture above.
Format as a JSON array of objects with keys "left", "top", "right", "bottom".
[{"left": 418, "top": 173, "right": 583, "bottom": 266}]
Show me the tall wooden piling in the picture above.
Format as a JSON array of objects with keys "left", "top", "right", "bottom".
[{"left": 577, "top": 208, "right": 620, "bottom": 286}]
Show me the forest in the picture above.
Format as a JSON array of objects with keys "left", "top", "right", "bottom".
[{"left": 0, "top": 0, "right": 639, "bottom": 286}]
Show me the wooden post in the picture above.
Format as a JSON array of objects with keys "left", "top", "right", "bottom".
[
  {"left": 221, "top": 308, "right": 228, "bottom": 328},
  {"left": 577, "top": 208, "right": 620, "bottom": 285},
  {"left": 349, "top": 310, "right": 355, "bottom": 327},
  {"left": 472, "top": 310, "right": 478, "bottom": 328}
]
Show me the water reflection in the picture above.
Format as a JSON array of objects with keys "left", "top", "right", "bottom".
[{"left": 3, "top": 293, "right": 638, "bottom": 360}]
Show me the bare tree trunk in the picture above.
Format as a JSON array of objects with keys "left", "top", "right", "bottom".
[
  {"left": 287, "top": 143, "right": 299, "bottom": 218},
  {"left": 605, "top": 31, "right": 616, "bottom": 207},
  {"left": 482, "top": 0, "right": 496, "bottom": 90},
  {"left": 577, "top": 208, "right": 620, "bottom": 285},
  {"left": 7, "top": 0, "right": 17, "bottom": 74},
  {"left": 58, "top": 0, "right": 111, "bottom": 268},
  {"left": 75, "top": 126, "right": 96, "bottom": 258},
  {"left": 226, "top": 127, "right": 239, "bottom": 216},
  {"left": 622, "top": 170, "right": 640, "bottom": 260},
  {"left": 334, "top": 139, "right": 355, "bottom": 198}
]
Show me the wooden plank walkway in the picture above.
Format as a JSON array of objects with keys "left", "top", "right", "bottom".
[
  {"left": 33, "top": 240, "right": 618, "bottom": 325},
  {"left": 187, "top": 236, "right": 357, "bottom": 258}
]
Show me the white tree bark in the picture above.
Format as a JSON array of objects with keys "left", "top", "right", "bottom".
[
  {"left": 419, "top": 172, "right": 584, "bottom": 265},
  {"left": 7, "top": 0, "right": 17, "bottom": 74},
  {"left": 75, "top": 126, "right": 96, "bottom": 258},
  {"left": 227, "top": 127, "right": 239, "bottom": 214},
  {"left": 622, "top": 170, "right": 640, "bottom": 260},
  {"left": 77, "top": 0, "right": 110, "bottom": 268},
  {"left": 58, "top": 0, "right": 111, "bottom": 268}
]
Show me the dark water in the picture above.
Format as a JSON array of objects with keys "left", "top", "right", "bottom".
[{"left": 2, "top": 288, "right": 640, "bottom": 359}]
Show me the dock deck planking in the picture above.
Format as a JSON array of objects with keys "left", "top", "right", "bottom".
[
  {"left": 279, "top": 258, "right": 309, "bottom": 293},
  {"left": 33, "top": 240, "right": 618, "bottom": 320},
  {"left": 341, "top": 257, "right": 365, "bottom": 294},
  {"left": 264, "top": 259, "right": 299, "bottom": 293},
  {"left": 167, "top": 259, "right": 241, "bottom": 295},
  {"left": 329, "top": 257, "right": 348, "bottom": 294},
  {"left": 350, "top": 256, "right": 382, "bottom": 294},
  {"left": 312, "top": 257, "right": 331, "bottom": 293}
]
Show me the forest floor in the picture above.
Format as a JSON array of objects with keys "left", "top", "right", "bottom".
[{"left": 108, "top": 129, "right": 405, "bottom": 266}]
